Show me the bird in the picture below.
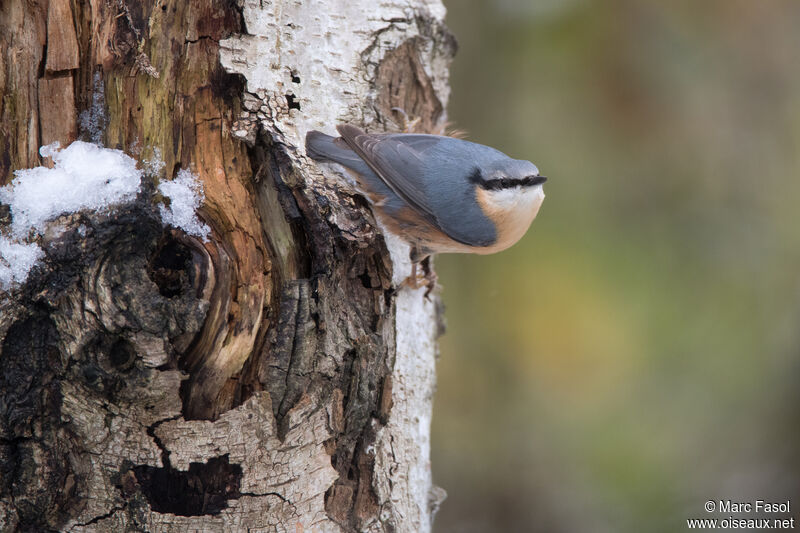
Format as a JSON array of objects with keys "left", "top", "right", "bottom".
[{"left": 306, "top": 124, "right": 546, "bottom": 285}]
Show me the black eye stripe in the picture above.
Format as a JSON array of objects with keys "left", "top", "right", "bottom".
[{"left": 482, "top": 175, "right": 547, "bottom": 190}]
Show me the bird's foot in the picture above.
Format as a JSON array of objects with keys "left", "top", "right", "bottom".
[
  {"left": 400, "top": 262, "right": 425, "bottom": 289},
  {"left": 400, "top": 259, "right": 438, "bottom": 298}
]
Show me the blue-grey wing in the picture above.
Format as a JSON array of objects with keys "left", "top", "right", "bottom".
[
  {"left": 336, "top": 125, "right": 496, "bottom": 247},
  {"left": 306, "top": 129, "right": 407, "bottom": 212}
]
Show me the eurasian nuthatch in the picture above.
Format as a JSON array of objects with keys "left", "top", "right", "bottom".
[{"left": 306, "top": 124, "right": 546, "bottom": 265}]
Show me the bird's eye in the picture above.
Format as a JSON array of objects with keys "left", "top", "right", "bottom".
[
  {"left": 482, "top": 175, "right": 547, "bottom": 190},
  {"left": 481, "top": 179, "right": 504, "bottom": 190}
]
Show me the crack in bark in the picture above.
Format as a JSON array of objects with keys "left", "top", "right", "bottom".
[
  {"left": 69, "top": 504, "right": 126, "bottom": 529},
  {"left": 239, "top": 490, "right": 291, "bottom": 504},
  {"left": 185, "top": 35, "right": 219, "bottom": 44},
  {"left": 145, "top": 415, "right": 182, "bottom": 469}
]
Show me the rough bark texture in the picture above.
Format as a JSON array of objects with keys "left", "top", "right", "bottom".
[{"left": 0, "top": 0, "right": 454, "bottom": 531}]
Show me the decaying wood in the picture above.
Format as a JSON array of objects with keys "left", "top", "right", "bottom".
[
  {"left": 37, "top": 75, "right": 78, "bottom": 148},
  {"left": 0, "top": 3, "right": 46, "bottom": 180},
  {"left": 0, "top": 0, "right": 455, "bottom": 531},
  {"left": 45, "top": 0, "right": 80, "bottom": 74}
]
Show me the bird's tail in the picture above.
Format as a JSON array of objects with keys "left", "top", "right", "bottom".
[
  {"left": 306, "top": 130, "right": 347, "bottom": 161},
  {"left": 305, "top": 130, "right": 375, "bottom": 179},
  {"left": 306, "top": 128, "right": 403, "bottom": 213}
]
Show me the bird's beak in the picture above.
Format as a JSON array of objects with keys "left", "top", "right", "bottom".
[{"left": 531, "top": 176, "right": 547, "bottom": 186}]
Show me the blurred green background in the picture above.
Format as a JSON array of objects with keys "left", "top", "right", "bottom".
[{"left": 432, "top": 1, "right": 800, "bottom": 531}]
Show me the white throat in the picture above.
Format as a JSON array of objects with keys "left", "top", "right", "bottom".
[{"left": 479, "top": 184, "right": 545, "bottom": 253}]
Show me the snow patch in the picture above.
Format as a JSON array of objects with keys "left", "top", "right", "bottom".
[
  {"left": 143, "top": 147, "right": 166, "bottom": 177},
  {"left": 0, "top": 140, "right": 142, "bottom": 291},
  {"left": 39, "top": 141, "right": 61, "bottom": 159},
  {"left": 79, "top": 72, "right": 106, "bottom": 144},
  {"left": 158, "top": 170, "right": 211, "bottom": 241},
  {"left": 1, "top": 141, "right": 211, "bottom": 291},
  {"left": 0, "top": 141, "right": 142, "bottom": 237},
  {"left": 0, "top": 237, "right": 44, "bottom": 289}
]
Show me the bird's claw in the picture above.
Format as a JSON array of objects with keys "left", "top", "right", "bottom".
[{"left": 400, "top": 260, "right": 438, "bottom": 298}]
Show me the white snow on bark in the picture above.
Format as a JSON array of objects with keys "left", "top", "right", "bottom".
[
  {"left": 158, "top": 169, "right": 211, "bottom": 241},
  {"left": 79, "top": 71, "right": 106, "bottom": 144},
  {"left": 0, "top": 141, "right": 214, "bottom": 290},
  {"left": 0, "top": 141, "right": 142, "bottom": 237},
  {"left": 0, "top": 237, "right": 43, "bottom": 289},
  {"left": 0, "top": 141, "right": 142, "bottom": 290},
  {"left": 220, "top": 0, "right": 450, "bottom": 530}
]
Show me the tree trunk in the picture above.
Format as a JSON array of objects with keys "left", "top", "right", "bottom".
[{"left": 0, "top": 0, "right": 454, "bottom": 531}]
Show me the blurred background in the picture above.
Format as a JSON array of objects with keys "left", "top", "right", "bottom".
[{"left": 432, "top": 1, "right": 800, "bottom": 531}]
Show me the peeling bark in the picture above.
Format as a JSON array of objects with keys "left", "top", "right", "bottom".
[{"left": 0, "top": 0, "right": 454, "bottom": 531}]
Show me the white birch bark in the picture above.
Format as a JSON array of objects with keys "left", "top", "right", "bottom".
[{"left": 221, "top": 2, "right": 451, "bottom": 531}]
